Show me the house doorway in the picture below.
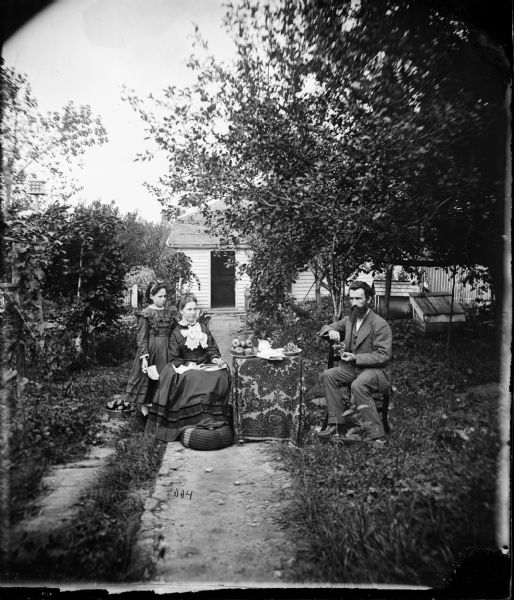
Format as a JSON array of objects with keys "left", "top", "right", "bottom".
[{"left": 211, "top": 251, "right": 235, "bottom": 308}]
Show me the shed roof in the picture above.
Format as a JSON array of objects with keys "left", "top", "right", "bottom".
[
  {"left": 165, "top": 221, "right": 250, "bottom": 250},
  {"left": 166, "top": 222, "right": 218, "bottom": 248},
  {"left": 409, "top": 292, "right": 465, "bottom": 315}
]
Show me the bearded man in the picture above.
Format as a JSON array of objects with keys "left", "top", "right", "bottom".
[{"left": 318, "top": 280, "right": 392, "bottom": 443}]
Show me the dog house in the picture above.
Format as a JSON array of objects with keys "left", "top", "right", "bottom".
[{"left": 409, "top": 292, "right": 466, "bottom": 335}]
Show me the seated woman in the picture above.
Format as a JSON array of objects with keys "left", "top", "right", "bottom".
[{"left": 146, "top": 293, "right": 232, "bottom": 443}]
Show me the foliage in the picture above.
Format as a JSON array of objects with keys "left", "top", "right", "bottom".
[
  {"left": 9, "top": 366, "right": 128, "bottom": 524},
  {"left": 299, "top": 0, "right": 509, "bottom": 294},
  {"left": 124, "top": 0, "right": 509, "bottom": 318},
  {"left": 155, "top": 251, "right": 200, "bottom": 306},
  {"left": 1, "top": 61, "right": 108, "bottom": 205},
  {"left": 3, "top": 204, "right": 68, "bottom": 300},
  {"left": 42, "top": 201, "right": 127, "bottom": 363},
  {"left": 3, "top": 204, "right": 76, "bottom": 378},
  {"left": 117, "top": 212, "right": 169, "bottom": 272},
  {"left": 20, "top": 300, "right": 84, "bottom": 380},
  {"left": 3, "top": 200, "right": 128, "bottom": 375},
  {"left": 9, "top": 414, "right": 165, "bottom": 582},
  {"left": 124, "top": 266, "right": 156, "bottom": 290},
  {"left": 1, "top": 66, "right": 118, "bottom": 379},
  {"left": 94, "top": 313, "right": 137, "bottom": 365},
  {"left": 267, "top": 301, "right": 500, "bottom": 586}
]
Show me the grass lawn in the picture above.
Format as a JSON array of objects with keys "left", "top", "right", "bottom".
[
  {"left": 266, "top": 303, "right": 504, "bottom": 589},
  {"left": 8, "top": 316, "right": 166, "bottom": 581},
  {"left": 9, "top": 411, "right": 164, "bottom": 582},
  {"left": 10, "top": 365, "right": 131, "bottom": 524},
  {"left": 9, "top": 313, "right": 139, "bottom": 525}
]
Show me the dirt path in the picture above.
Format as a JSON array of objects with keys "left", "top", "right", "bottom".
[{"left": 130, "top": 312, "right": 298, "bottom": 587}]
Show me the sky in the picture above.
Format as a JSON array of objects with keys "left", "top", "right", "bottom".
[{"left": 3, "top": 0, "right": 236, "bottom": 222}]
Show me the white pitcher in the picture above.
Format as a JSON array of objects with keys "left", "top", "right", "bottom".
[{"left": 257, "top": 339, "right": 272, "bottom": 354}]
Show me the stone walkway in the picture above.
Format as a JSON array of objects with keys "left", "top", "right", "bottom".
[
  {"left": 11, "top": 417, "right": 123, "bottom": 564},
  {"left": 130, "top": 312, "right": 298, "bottom": 589}
]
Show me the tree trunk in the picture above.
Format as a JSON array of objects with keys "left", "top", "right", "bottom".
[
  {"left": 77, "top": 243, "right": 83, "bottom": 299},
  {"left": 308, "top": 261, "right": 324, "bottom": 312},
  {"left": 0, "top": 382, "right": 13, "bottom": 573},
  {"left": 1, "top": 288, "right": 22, "bottom": 571},
  {"left": 383, "top": 264, "right": 394, "bottom": 319},
  {"left": 315, "top": 277, "right": 322, "bottom": 312},
  {"left": 331, "top": 287, "right": 341, "bottom": 321},
  {"left": 337, "top": 282, "right": 345, "bottom": 320},
  {"left": 37, "top": 287, "right": 44, "bottom": 324}
]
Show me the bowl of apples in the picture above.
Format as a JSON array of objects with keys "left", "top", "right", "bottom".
[{"left": 230, "top": 337, "right": 258, "bottom": 358}]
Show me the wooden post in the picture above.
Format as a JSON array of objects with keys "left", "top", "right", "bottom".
[
  {"left": 446, "top": 266, "right": 457, "bottom": 356},
  {"left": 131, "top": 283, "right": 138, "bottom": 308},
  {"left": 495, "top": 80, "right": 512, "bottom": 556},
  {"left": 384, "top": 264, "right": 394, "bottom": 319},
  {"left": 0, "top": 283, "right": 21, "bottom": 574},
  {"left": 77, "top": 242, "right": 83, "bottom": 299},
  {"left": 0, "top": 375, "right": 15, "bottom": 574}
]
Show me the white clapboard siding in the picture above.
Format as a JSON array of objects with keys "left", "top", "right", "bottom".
[
  {"left": 374, "top": 280, "right": 420, "bottom": 297},
  {"left": 235, "top": 249, "right": 252, "bottom": 311},
  {"left": 424, "top": 267, "right": 491, "bottom": 303},
  {"left": 182, "top": 249, "right": 210, "bottom": 309},
  {"left": 291, "top": 270, "right": 331, "bottom": 302},
  {"left": 291, "top": 269, "right": 375, "bottom": 302}
]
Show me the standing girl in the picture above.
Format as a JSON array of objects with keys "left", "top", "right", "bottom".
[{"left": 124, "top": 281, "right": 177, "bottom": 415}]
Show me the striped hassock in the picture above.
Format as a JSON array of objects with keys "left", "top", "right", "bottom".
[{"left": 180, "top": 424, "right": 234, "bottom": 450}]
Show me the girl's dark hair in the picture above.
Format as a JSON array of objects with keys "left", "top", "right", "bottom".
[
  {"left": 145, "top": 280, "right": 167, "bottom": 304},
  {"left": 177, "top": 293, "right": 198, "bottom": 312}
]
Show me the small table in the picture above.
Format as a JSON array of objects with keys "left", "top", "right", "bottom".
[{"left": 231, "top": 354, "right": 305, "bottom": 445}]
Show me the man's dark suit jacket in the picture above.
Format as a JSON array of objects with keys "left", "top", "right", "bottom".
[{"left": 319, "top": 309, "right": 393, "bottom": 393}]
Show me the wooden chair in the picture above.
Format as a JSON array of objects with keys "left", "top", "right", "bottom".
[{"left": 322, "top": 339, "right": 391, "bottom": 434}]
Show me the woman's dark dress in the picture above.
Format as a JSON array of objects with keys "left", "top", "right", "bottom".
[
  {"left": 124, "top": 306, "right": 177, "bottom": 406},
  {"left": 146, "top": 322, "right": 231, "bottom": 442}
]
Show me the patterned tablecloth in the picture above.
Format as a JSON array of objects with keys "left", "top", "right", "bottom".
[{"left": 231, "top": 355, "right": 305, "bottom": 445}]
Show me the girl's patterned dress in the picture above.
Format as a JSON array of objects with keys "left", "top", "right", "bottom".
[{"left": 124, "top": 306, "right": 177, "bottom": 406}]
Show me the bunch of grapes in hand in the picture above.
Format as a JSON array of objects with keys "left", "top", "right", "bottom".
[{"left": 332, "top": 340, "right": 346, "bottom": 358}]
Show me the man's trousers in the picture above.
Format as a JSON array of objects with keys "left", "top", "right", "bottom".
[{"left": 321, "top": 363, "right": 386, "bottom": 439}]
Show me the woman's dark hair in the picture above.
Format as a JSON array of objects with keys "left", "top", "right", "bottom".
[
  {"left": 145, "top": 280, "right": 167, "bottom": 304},
  {"left": 349, "top": 280, "right": 374, "bottom": 300},
  {"left": 177, "top": 293, "right": 198, "bottom": 312}
]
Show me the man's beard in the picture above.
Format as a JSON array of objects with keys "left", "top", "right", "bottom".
[{"left": 349, "top": 304, "right": 368, "bottom": 326}]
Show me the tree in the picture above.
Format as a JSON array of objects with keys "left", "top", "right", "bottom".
[
  {"left": 155, "top": 251, "right": 200, "bottom": 306},
  {"left": 300, "top": 0, "right": 510, "bottom": 298},
  {"left": 124, "top": 3, "right": 376, "bottom": 318},
  {"left": 117, "top": 211, "right": 169, "bottom": 272},
  {"left": 1, "top": 62, "right": 108, "bottom": 206},
  {"left": 124, "top": 0, "right": 510, "bottom": 318},
  {"left": 38, "top": 201, "right": 127, "bottom": 361}
]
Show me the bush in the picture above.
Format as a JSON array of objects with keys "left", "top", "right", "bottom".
[
  {"left": 10, "top": 366, "right": 128, "bottom": 524},
  {"left": 94, "top": 313, "right": 138, "bottom": 365}
]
